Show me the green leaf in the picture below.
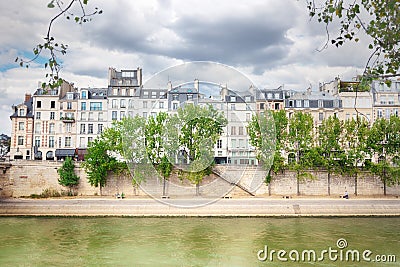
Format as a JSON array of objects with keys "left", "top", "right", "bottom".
[
  {"left": 83, "top": 0, "right": 88, "bottom": 4},
  {"left": 75, "top": 17, "right": 80, "bottom": 22},
  {"left": 47, "top": 0, "right": 55, "bottom": 8}
]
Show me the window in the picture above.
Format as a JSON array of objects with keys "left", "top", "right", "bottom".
[
  {"left": 35, "top": 122, "right": 41, "bottom": 134},
  {"left": 151, "top": 92, "right": 157, "bottom": 98},
  {"left": 143, "top": 91, "right": 149, "bottom": 98},
  {"left": 385, "top": 109, "right": 390, "bottom": 119},
  {"left": 289, "top": 100, "right": 294, "bottom": 107},
  {"left": 88, "top": 112, "right": 94, "bottom": 121},
  {"left": 159, "top": 102, "right": 164, "bottom": 109},
  {"left": 49, "top": 123, "right": 55, "bottom": 134},
  {"left": 260, "top": 103, "right": 265, "bottom": 110},
  {"left": 50, "top": 112, "right": 55, "bottom": 120},
  {"left": 88, "top": 124, "right": 93, "bottom": 134},
  {"left": 319, "top": 112, "right": 324, "bottom": 121},
  {"left": 35, "top": 137, "right": 40, "bottom": 147},
  {"left": 187, "top": 94, "right": 193, "bottom": 101},
  {"left": 50, "top": 101, "right": 55, "bottom": 108},
  {"left": 173, "top": 103, "right": 178, "bottom": 110},
  {"left": 346, "top": 113, "right": 350, "bottom": 120},
  {"left": 394, "top": 109, "right": 399, "bottom": 117},
  {"left": 49, "top": 136, "right": 54, "bottom": 148},
  {"left": 88, "top": 137, "right": 93, "bottom": 144},
  {"left": 318, "top": 100, "right": 323, "bottom": 108},
  {"left": 377, "top": 109, "right": 383, "bottom": 118},
  {"left": 151, "top": 112, "right": 156, "bottom": 118},
  {"left": 231, "top": 96, "right": 236, "bottom": 102},
  {"left": 121, "top": 88, "right": 126, "bottom": 96},
  {"left": 246, "top": 113, "right": 251, "bottom": 122},
  {"left": 60, "top": 102, "right": 63, "bottom": 110},
  {"left": 81, "top": 112, "right": 86, "bottom": 120},
  {"left": 66, "top": 93, "right": 73, "bottom": 100},
  {"left": 81, "top": 91, "right": 87, "bottom": 99},
  {"left": 267, "top": 93, "right": 272, "bottom": 99},
  {"left": 231, "top": 126, "right": 236, "bottom": 135},
  {"left": 151, "top": 101, "right": 156, "bottom": 108},
  {"left": 66, "top": 123, "right": 72, "bottom": 133},
  {"left": 19, "top": 109, "right": 25, "bottom": 116},
  {"left": 218, "top": 151, "right": 222, "bottom": 156},
  {"left": 80, "top": 124, "right": 86, "bottom": 134},
  {"left": 230, "top": 104, "right": 235, "bottom": 110},
  {"left": 67, "top": 102, "right": 72, "bottom": 110},
  {"left": 112, "top": 111, "right": 117, "bottom": 120},
  {"left": 65, "top": 137, "right": 71, "bottom": 147},
  {"left": 239, "top": 139, "right": 245, "bottom": 148},
  {"left": 80, "top": 137, "right": 85, "bottom": 147},
  {"left": 304, "top": 100, "right": 309, "bottom": 108},
  {"left": 36, "top": 112, "right": 41, "bottom": 120},
  {"left": 81, "top": 102, "right": 86, "bottom": 110},
  {"left": 98, "top": 112, "right": 103, "bottom": 121},
  {"left": 120, "top": 100, "right": 126, "bottom": 108},
  {"left": 18, "top": 136, "right": 24, "bottom": 145},
  {"left": 143, "top": 101, "right": 148, "bottom": 108},
  {"left": 172, "top": 94, "right": 178, "bottom": 101},
  {"left": 275, "top": 103, "right": 280, "bottom": 110},
  {"left": 98, "top": 124, "right": 103, "bottom": 134},
  {"left": 112, "top": 99, "right": 118, "bottom": 108},
  {"left": 231, "top": 139, "right": 237, "bottom": 148},
  {"left": 246, "top": 104, "right": 251, "bottom": 111},
  {"left": 90, "top": 102, "right": 102, "bottom": 111},
  {"left": 128, "top": 99, "right": 134, "bottom": 108},
  {"left": 217, "top": 140, "right": 222, "bottom": 149},
  {"left": 274, "top": 93, "right": 280, "bottom": 99},
  {"left": 296, "top": 100, "right": 302, "bottom": 107},
  {"left": 245, "top": 96, "right": 251, "bottom": 102},
  {"left": 36, "top": 101, "right": 41, "bottom": 108},
  {"left": 18, "top": 122, "right": 24, "bottom": 130},
  {"left": 120, "top": 111, "right": 126, "bottom": 119},
  {"left": 238, "top": 126, "right": 244, "bottom": 135},
  {"left": 143, "top": 112, "right": 148, "bottom": 118}
]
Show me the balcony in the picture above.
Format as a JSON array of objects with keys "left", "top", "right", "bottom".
[{"left": 60, "top": 117, "right": 75, "bottom": 123}]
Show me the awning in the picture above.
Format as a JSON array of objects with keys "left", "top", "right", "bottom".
[{"left": 55, "top": 149, "right": 76, "bottom": 157}]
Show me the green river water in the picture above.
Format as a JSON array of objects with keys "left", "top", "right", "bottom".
[{"left": 0, "top": 217, "right": 398, "bottom": 266}]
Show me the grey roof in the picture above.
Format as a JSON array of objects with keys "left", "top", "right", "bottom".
[
  {"left": 10, "top": 98, "right": 34, "bottom": 119},
  {"left": 290, "top": 91, "right": 339, "bottom": 100}
]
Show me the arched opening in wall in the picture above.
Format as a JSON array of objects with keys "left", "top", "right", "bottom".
[
  {"left": 46, "top": 151, "right": 54, "bottom": 160},
  {"left": 288, "top": 153, "right": 296, "bottom": 164},
  {"left": 378, "top": 155, "right": 385, "bottom": 163},
  {"left": 34, "top": 151, "right": 42, "bottom": 160}
]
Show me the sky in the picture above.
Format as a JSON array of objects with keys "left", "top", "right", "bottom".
[{"left": 0, "top": 0, "right": 373, "bottom": 135}]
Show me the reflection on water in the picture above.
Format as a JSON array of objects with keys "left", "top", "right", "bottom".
[{"left": 0, "top": 217, "right": 399, "bottom": 266}]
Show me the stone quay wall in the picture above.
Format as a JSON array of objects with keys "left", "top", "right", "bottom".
[{"left": 0, "top": 161, "right": 399, "bottom": 198}]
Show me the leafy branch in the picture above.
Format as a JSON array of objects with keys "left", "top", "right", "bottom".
[{"left": 15, "top": 0, "right": 102, "bottom": 89}]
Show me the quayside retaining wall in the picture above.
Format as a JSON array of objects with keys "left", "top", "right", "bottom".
[{"left": 0, "top": 160, "right": 399, "bottom": 198}]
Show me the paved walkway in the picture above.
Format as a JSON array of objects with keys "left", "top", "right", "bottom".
[{"left": 0, "top": 198, "right": 399, "bottom": 216}]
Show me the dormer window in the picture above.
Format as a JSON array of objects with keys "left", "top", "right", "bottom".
[
  {"left": 66, "top": 93, "right": 73, "bottom": 100},
  {"left": 81, "top": 91, "right": 87, "bottom": 99},
  {"left": 19, "top": 109, "right": 25, "bottom": 116},
  {"left": 231, "top": 96, "right": 236, "bottom": 102}
]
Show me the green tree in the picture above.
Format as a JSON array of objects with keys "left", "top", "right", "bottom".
[
  {"left": 145, "top": 112, "right": 173, "bottom": 196},
  {"left": 247, "top": 110, "right": 285, "bottom": 192},
  {"left": 166, "top": 104, "right": 227, "bottom": 195},
  {"left": 307, "top": 0, "right": 400, "bottom": 80},
  {"left": 287, "top": 112, "right": 316, "bottom": 195},
  {"left": 341, "top": 117, "right": 370, "bottom": 195},
  {"left": 57, "top": 157, "right": 80, "bottom": 194},
  {"left": 318, "top": 116, "right": 345, "bottom": 195},
  {"left": 366, "top": 116, "right": 400, "bottom": 195},
  {"left": 82, "top": 138, "right": 116, "bottom": 195}
]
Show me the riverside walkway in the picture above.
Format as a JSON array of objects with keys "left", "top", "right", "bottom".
[{"left": 0, "top": 198, "right": 399, "bottom": 216}]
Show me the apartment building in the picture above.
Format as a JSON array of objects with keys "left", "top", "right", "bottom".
[
  {"left": 9, "top": 94, "right": 34, "bottom": 160},
  {"left": 371, "top": 79, "right": 400, "bottom": 121}
]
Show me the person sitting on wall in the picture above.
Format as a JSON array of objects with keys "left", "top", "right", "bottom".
[{"left": 343, "top": 191, "right": 349, "bottom": 199}]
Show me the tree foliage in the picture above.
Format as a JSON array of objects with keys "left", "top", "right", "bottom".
[
  {"left": 307, "top": 0, "right": 400, "bottom": 79},
  {"left": 57, "top": 157, "right": 80, "bottom": 189},
  {"left": 17, "top": 0, "right": 102, "bottom": 88}
]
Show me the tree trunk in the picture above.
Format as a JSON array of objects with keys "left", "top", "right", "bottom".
[
  {"left": 162, "top": 177, "right": 166, "bottom": 196},
  {"left": 327, "top": 171, "right": 331, "bottom": 196},
  {"left": 354, "top": 173, "right": 358, "bottom": 196},
  {"left": 383, "top": 179, "right": 387, "bottom": 196},
  {"left": 268, "top": 182, "right": 271, "bottom": 196},
  {"left": 297, "top": 171, "right": 300, "bottom": 196},
  {"left": 196, "top": 183, "right": 200, "bottom": 196}
]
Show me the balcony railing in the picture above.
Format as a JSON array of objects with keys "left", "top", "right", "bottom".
[{"left": 60, "top": 117, "right": 75, "bottom": 123}]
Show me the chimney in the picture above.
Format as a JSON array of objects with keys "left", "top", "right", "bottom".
[{"left": 25, "top": 93, "right": 32, "bottom": 102}]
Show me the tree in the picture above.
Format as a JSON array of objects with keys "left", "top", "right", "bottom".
[
  {"left": 366, "top": 116, "right": 400, "bottom": 195},
  {"left": 82, "top": 138, "right": 116, "bottom": 195},
  {"left": 307, "top": 0, "right": 400, "bottom": 80},
  {"left": 165, "top": 104, "right": 227, "bottom": 195},
  {"left": 57, "top": 157, "right": 80, "bottom": 194},
  {"left": 341, "top": 117, "right": 370, "bottom": 195},
  {"left": 318, "top": 116, "right": 345, "bottom": 195},
  {"left": 287, "top": 112, "right": 316, "bottom": 195},
  {"left": 247, "top": 110, "right": 285, "bottom": 192},
  {"left": 144, "top": 112, "right": 173, "bottom": 196},
  {"left": 16, "top": 0, "right": 102, "bottom": 88}
]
